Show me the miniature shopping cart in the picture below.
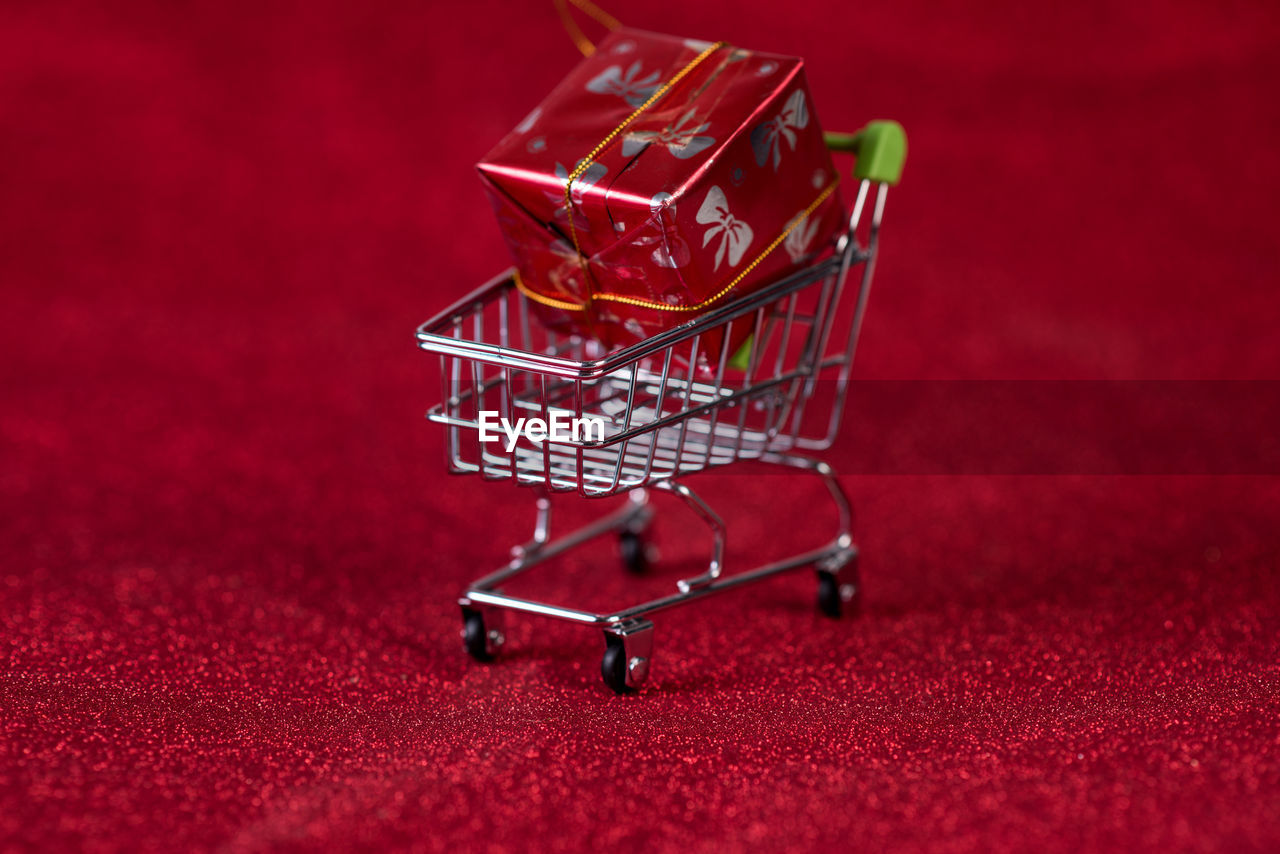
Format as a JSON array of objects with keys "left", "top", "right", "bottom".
[{"left": 417, "top": 123, "right": 906, "bottom": 693}]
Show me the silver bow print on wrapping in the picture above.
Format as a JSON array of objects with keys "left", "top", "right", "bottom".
[
  {"left": 544, "top": 161, "right": 609, "bottom": 220},
  {"left": 750, "top": 89, "right": 810, "bottom": 170},
  {"left": 621, "top": 109, "right": 717, "bottom": 160},
  {"left": 783, "top": 211, "right": 822, "bottom": 263},
  {"left": 585, "top": 60, "right": 661, "bottom": 108},
  {"left": 696, "top": 185, "right": 754, "bottom": 271}
]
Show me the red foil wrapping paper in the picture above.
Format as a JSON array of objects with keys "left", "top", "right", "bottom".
[{"left": 477, "top": 28, "right": 846, "bottom": 360}]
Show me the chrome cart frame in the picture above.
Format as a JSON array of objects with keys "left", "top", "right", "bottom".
[{"left": 416, "top": 124, "right": 905, "bottom": 692}]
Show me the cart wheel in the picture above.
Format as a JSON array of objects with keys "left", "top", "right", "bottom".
[
  {"left": 618, "top": 530, "right": 649, "bottom": 574},
  {"left": 462, "top": 608, "right": 497, "bottom": 662},
  {"left": 600, "top": 634, "right": 634, "bottom": 694},
  {"left": 817, "top": 570, "right": 844, "bottom": 619}
]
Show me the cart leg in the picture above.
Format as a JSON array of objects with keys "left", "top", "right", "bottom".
[
  {"left": 652, "top": 480, "right": 726, "bottom": 593},
  {"left": 618, "top": 488, "right": 655, "bottom": 574},
  {"left": 510, "top": 488, "right": 553, "bottom": 562},
  {"left": 467, "top": 487, "right": 653, "bottom": 592},
  {"left": 759, "top": 452, "right": 860, "bottom": 617},
  {"left": 601, "top": 618, "right": 655, "bottom": 694}
]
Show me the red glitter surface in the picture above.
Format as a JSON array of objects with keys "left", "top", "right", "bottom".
[{"left": 2, "top": 1, "right": 1279, "bottom": 851}]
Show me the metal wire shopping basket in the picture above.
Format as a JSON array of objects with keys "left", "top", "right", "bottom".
[{"left": 417, "top": 123, "right": 906, "bottom": 692}]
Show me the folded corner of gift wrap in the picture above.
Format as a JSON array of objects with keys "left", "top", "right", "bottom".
[{"left": 476, "top": 27, "right": 846, "bottom": 353}]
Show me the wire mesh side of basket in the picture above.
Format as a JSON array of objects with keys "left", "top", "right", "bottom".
[
  {"left": 420, "top": 180, "right": 884, "bottom": 497},
  {"left": 422, "top": 262, "right": 859, "bottom": 495}
]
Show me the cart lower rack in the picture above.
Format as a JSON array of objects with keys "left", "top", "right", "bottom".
[{"left": 417, "top": 123, "right": 905, "bottom": 692}]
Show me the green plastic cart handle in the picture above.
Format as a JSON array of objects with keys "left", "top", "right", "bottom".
[
  {"left": 824, "top": 121, "right": 907, "bottom": 185},
  {"left": 726, "top": 121, "right": 906, "bottom": 371}
]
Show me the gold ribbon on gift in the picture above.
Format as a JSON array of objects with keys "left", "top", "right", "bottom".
[
  {"left": 516, "top": 177, "right": 841, "bottom": 315},
  {"left": 553, "top": 0, "right": 621, "bottom": 57},
  {"left": 520, "top": 2, "right": 842, "bottom": 317},
  {"left": 561, "top": 39, "right": 728, "bottom": 284}
]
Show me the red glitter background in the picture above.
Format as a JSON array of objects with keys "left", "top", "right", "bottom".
[{"left": 3, "top": 1, "right": 1279, "bottom": 851}]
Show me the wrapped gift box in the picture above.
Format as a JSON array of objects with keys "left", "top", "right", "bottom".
[{"left": 477, "top": 27, "right": 845, "bottom": 359}]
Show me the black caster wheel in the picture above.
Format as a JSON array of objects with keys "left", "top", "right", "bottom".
[
  {"left": 600, "top": 620, "right": 654, "bottom": 694},
  {"left": 817, "top": 569, "right": 861, "bottom": 619},
  {"left": 461, "top": 608, "right": 496, "bottom": 662},
  {"left": 601, "top": 635, "right": 633, "bottom": 694},
  {"left": 618, "top": 530, "right": 649, "bottom": 574},
  {"left": 816, "top": 570, "right": 842, "bottom": 618},
  {"left": 817, "top": 552, "right": 860, "bottom": 619}
]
